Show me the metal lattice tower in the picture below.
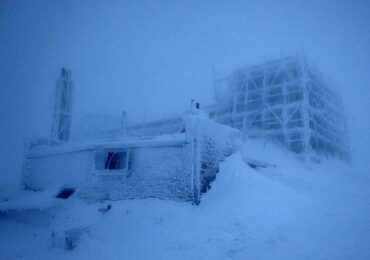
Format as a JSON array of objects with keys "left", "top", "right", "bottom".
[
  {"left": 51, "top": 68, "right": 74, "bottom": 142},
  {"left": 210, "top": 55, "right": 350, "bottom": 162}
]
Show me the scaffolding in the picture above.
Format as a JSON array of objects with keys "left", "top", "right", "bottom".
[
  {"left": 210, "top": 55, "right": 350, "bottom": 162},
  {"left": 51, "top": 68, "right": 74, "bottom": 142}
]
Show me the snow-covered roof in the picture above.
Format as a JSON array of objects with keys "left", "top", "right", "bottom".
[{"left": 28, "top": 134, "right": 186, "bottom": 158}]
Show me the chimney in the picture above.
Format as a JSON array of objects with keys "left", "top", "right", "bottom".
[{"left": 190, "top": 100, "right": 200, "bottom": 115}]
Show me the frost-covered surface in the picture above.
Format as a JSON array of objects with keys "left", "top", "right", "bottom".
[
  {"left": 28, "top": 133, "right": 186, "bottom": 157},
  {"left": 0, "top": 189, "right": 59, "bottom": 211},
  {"left": 24, "top": 115, "right": 238, "bottom": 202},
  {"left": 24, "top": 133, "right": 186, "bottom": 194},
  {"left": 2, "top": 139, "right": 370, "bottom": 259},
  {"left": 211, "top": 55, "right": 350, "bottom": 161},
  {"left": 185, "top": 115, "right": 240, "bottom": 201},
  {"left": 88, "top": 144, "right": 192, "bottom": 201}
]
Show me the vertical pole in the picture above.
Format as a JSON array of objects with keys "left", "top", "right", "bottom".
[
  {"left": 281, "top": 58, "right": 288, "bottom": 149},
  {"left": 231, "top": 79, "right": 238, "bottom": 127},
  {"left": 20, "top": 138, "right": 31, "bottom": 189},
  {"left": 242, "top": 71, "right": 248, "bottom": 135},
  {"left": 121, "top": 111, "right": 127, "bottom": 137},
  {"left": 186, "top": 108, "right": 200, "bottom": 205},
  {"left": 261, "top": 63, "right": 267, "bottom": 148},
  {"left": 300, "top": 55, "right": 312, "bottom": 168}
]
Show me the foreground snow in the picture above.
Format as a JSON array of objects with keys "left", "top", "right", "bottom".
[{"left": 1, "top": 141, "right": 370, "bottom": 259}]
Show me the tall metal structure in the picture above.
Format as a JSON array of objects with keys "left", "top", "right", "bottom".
[
  {"left": 210, "top": 55, "right": 350, "bottom": 161},
  {"left": 51, "top": 68, "right": 74, "bottom": 142}
]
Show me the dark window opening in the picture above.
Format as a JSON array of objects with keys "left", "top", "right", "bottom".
[
  {"left": 56, "top": 188, "right": 75, "bottom": 199},
  {"left": 95, "top": 150, "right": 129, "bottom": 171},
  {"left": 105, "top": 152, "right": 119, "bottom": 169}
]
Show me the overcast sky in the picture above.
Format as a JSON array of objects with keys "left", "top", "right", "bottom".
[{"left": 1, "top": 0, "right": 370, "bottom": 186}]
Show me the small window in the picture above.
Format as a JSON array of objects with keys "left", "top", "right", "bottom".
[{"left": 95, "top": 150, "right": 129, "bottom": 171}]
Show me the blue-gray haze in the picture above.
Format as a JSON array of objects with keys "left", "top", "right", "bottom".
[{"left": 1, "top": 0, "right": 370, "bottom": 185}]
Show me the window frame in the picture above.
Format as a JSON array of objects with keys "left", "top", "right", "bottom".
[{"left": 94, "top": 149, "right": 130, "bottom": 174}]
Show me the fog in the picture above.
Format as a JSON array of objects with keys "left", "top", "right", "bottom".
[{"left": 1, "top": 0, "right": 370, "bottom": 186}]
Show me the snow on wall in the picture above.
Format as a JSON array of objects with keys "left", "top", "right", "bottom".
[
  {"left": 23, "top": 150, "right": 93, "bottom": 191},
  {"left": 84, "top": 144, "right": 192, "bottom": 201},
  {"left": 185, "top": 115, "right": 240, "bottom": 204},
  {"left": 23, "top": 115, "right": 240, "bottom": 203},
  {"left": 84, "top": 115, "right": 239, "bottom": 203}
]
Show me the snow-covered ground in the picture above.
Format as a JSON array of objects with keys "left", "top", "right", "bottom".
[{"left": 1, "top": 140, "right": 370, "bottom": 260}]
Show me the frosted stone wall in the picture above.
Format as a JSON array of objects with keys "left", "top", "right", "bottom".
[
  {"left": 23, "top": 115, "right": 239, "bottom": 203},
  {"left": 86, "top": 144, "right": 192, "bottom": 201},
  {"left": 23, "top": 150, "right": 93, "bottom": 191},
  {"left": 87, "top": 116, "right": 239, "bottom": 203},
  {"left": 185, "top": 115, "right": 240, "bottom": 204}
]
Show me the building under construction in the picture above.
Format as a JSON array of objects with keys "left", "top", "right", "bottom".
[
  {"left": 210, "top": 55, "right": 350, "bottom": 161},
  {"left": 20, "top": 55, "right": 351, "bottom": 205}
]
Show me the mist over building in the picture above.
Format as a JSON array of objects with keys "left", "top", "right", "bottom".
[
  {"left": 1, "top": 1, "right": 370, "bottom": 258},
  {"left": 125, "top": 55, "right": 350, "bottom": 162}
]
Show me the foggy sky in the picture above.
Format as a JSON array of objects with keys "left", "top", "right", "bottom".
[{"left": 1, "top": 0, "right": 370, "bottom": 186}]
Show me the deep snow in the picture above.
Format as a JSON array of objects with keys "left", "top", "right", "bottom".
[{"left": 1, "top": 140, "right": 370, "bottom": 260}]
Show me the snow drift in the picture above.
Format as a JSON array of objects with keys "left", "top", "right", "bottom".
[{"left": 1, "top": 139, "right": 370, "bottom": 260}]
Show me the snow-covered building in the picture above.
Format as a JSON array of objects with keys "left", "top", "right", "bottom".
[
  {"left": 22, "top": 70, "right": 239, "bottom": 204},
  {"left": 23, "top": 115, "right": 238, "bottom": 204},
  {"left": 22, "top": 54, "right": 350, "bottom": 205},
  {"left": 210, "top": 55, "right": 350, "bottom": 162}
]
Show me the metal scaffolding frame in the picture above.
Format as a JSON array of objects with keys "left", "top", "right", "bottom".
[
  {"left": 210, "top": 55, "right": 350, "bottom": 162},
  {"left": 51, "top": 68, "right": 74, "bottom": 142}
]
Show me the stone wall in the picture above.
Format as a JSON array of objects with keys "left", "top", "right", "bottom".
[
  {"left": 185, "top": 115, "right": 240, "bottom": 204},
  {"left": 87, "top": 144, "right": 192, "bottom": 201},
  {"left": 24, "top": 115, "right": 240, "bottom": 204}
]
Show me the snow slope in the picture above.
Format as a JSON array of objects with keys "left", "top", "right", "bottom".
[{"left": 1, "top": 140, "right": 370, "bottom": 260}]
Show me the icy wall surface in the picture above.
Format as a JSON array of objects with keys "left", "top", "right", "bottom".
[
  {"left": 24, "top": 150, "right": 93, "bottom": 191},
  {"left": 88, "top": 144, "right": 192, "bottom": 201},
  {"left": 185, "top": 115, "right": 240, "bottom": 203},
  {"left": 23, "top": 115, "right": 239, "bottom": 203},
  {"left": 88, "top": 115, "right": 240, "bottom": 202}
]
